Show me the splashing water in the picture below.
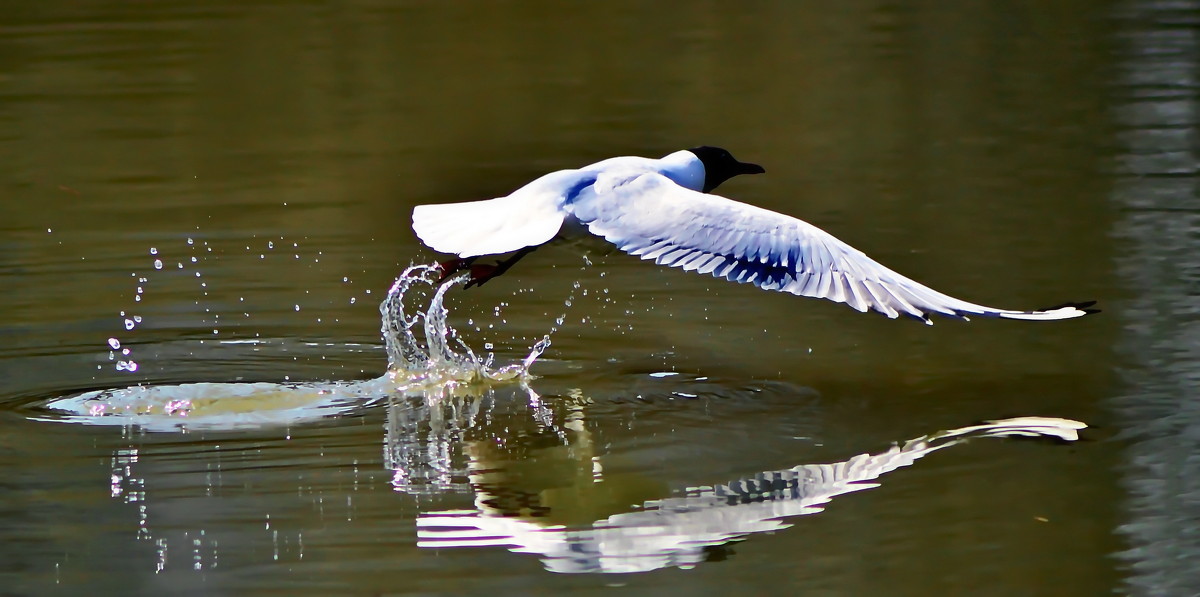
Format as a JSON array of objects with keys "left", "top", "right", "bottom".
[
  {"left": 37, "top": 263, "right": 551, "bottom": 431},
  {"left": 381, "top": 263, "right": 551, "bottom": 388}
]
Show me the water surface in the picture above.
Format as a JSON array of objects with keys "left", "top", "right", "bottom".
[{"left": 2, "top": 0, "right": 1195, "bottom": 595}]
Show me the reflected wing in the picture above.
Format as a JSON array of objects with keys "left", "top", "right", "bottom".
[
  {"left": 417, "top": 416, "right": 1086, "bottom": 574},
  {"left": 569, "top": 173, "right": 1095, "bottom": 323}
]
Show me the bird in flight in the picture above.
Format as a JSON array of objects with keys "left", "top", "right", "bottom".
[{"left": 412, "top": 147, "right": 1097, "bottom": 324}]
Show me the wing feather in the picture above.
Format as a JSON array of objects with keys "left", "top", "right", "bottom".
[{"left": 568, "top": 173, "right": 1094, "bottom": 322}]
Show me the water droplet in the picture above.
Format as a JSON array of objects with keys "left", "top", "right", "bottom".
[
  {"left": 149, "top": 247, "right": 158, "bottom": 255},
  {"left": 187, "top": 238, "right": 194, "bottom": 245},
  {"left": 124, "top": 319, "right": 135, "bottom": 330},
  {"left": 349, "top": 297, "right": 356, "bottom": 304},
  {"left": 268, "top": 241, "right": 274, "bottom": 249},
  {"left": 294, "top": 305, "right": 301, "bottom": 312},
  {"left": 107, "top": 338, "right": 121, "bottom": 349}
]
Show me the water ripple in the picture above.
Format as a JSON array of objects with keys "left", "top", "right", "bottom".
[{"left": 31, "top": 263, "right": 549, "bottom": 431}]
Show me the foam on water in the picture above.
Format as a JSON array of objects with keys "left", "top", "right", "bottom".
[{"left": 38, "top": 263, "right": 550, "bottom": 431}]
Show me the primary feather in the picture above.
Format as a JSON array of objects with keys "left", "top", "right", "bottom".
[{"left": 570, "top": 172, "right": 1091, "bottom": 323}]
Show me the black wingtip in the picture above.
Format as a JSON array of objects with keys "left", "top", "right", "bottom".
[{"left": 1038, "top": 300, "right": 1101, "bottom": 315}]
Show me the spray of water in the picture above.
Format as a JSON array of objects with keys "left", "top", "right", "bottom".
[
  {"left": 380, "top": 263, "right": 551, "bottom": 387},
  {"left": 37, "top": 263, "right": 551, "bottom": 430}
]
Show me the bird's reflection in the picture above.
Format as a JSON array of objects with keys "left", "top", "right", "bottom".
[
  {"left": 383, "top": 383, "right": 576, "bottom": 496},
  {"left": 389, "top": 393, "right": 1084, "bottom": 574}
]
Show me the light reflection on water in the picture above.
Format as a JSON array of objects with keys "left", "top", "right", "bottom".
[
  {"left": 416, "top": 416, "right": 1085, "bottom": 574},
  {"left": 1109, "top": 0, "right": 1200, "bottom": 594},
  {"left": 23, "top": 265, "right": 1090, "bottom": 580},
  {"left": 20, "top": 262, "right": 1092, "bottom": 581},
  {"left": 92, "top": 378, "right": 1086, "bottom": 578}
]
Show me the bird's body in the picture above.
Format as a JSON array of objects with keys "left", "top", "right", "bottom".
[
  {"left": 412, "top": 150, "right": 707, "bottom": 259},
  {"left": 412, "top": 147, "right": 1096, "bottom": 324}
]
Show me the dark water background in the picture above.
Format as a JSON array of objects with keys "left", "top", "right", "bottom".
[{"left": 1, "top": 1, "right": 1198, "bottom": 595}]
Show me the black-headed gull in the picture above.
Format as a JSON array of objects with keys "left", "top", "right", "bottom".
[{"left": 412, "top": 147, "right": 1097, "bottom": 324}]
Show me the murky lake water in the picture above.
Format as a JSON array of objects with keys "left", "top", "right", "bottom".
[{"left": 2, "top": 1, "right": 1198, "bottom": 594}]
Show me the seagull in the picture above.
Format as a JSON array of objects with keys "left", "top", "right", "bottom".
[{"left": 412, "top": 147, "right": 1097, "bottom": 324}]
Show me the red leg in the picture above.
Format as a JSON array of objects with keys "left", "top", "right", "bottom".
[
  {"left": 436, "top": 256, "right": 476, "bottom": 281},
  {"left": 464, "top": 247, "right": 537, "bottom": 289}
]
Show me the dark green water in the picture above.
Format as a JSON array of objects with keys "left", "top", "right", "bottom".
[{"left": 1, "top": 1, "right": 1196, "bottom": 595}]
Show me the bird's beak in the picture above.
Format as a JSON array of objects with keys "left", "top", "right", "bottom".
[{"left": 738, "top": 161, "right": 766, "bottom": 175}]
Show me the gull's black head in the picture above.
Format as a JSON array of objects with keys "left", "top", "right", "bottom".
[{"left": 687, "top": 146, "right": 765, "bottom": 193}]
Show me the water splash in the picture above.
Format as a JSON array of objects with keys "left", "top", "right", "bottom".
[
  {"left": 380, "top": 263, "right": 550, "bottom": 387},
  {"left": 37, "top": 263, "right": 550, "bottom": 431}
]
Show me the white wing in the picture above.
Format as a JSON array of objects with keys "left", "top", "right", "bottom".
[
  {"left": 412, "top": 170, "right": 587, "bottom": 258},
  {"left": 569, "top": 173, "right": 1095, "bottom": 323}
]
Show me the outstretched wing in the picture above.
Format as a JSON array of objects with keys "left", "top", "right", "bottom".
[{"left": 568, "top": 173, "right": 1095, "bottom": 323}]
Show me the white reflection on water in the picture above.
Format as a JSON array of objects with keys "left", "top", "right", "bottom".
[
  {"left": 35, "top": 263, "right": 549, "bottom": 431},
  {"left": 383, "top": 385, "right": 561, "bottom": 495},
  {"left": 26, "top": 262, "right": 1088, "bottom": 577},
  {"left": 416, "top": 417, "right": 1085, "bottom": 574}
]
